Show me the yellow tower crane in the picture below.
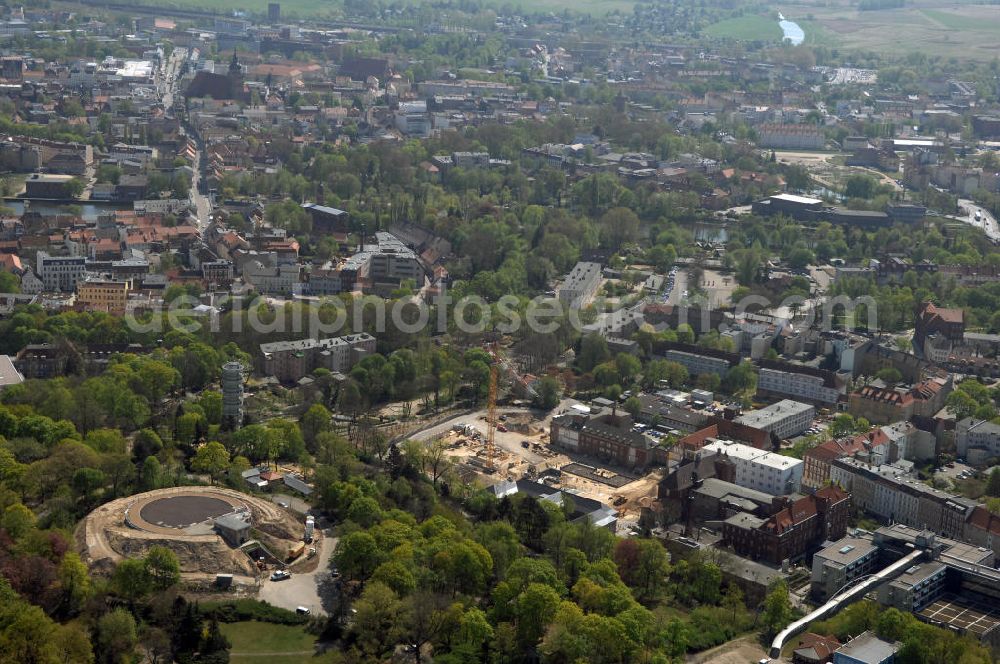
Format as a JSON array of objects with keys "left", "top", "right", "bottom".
[{"left": 485, "top": 359, "right": 499, "bottom": 473}]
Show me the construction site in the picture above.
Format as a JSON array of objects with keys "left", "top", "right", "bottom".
[
  {"left": 78, "top": 486, "right": 316, "bottom": 582},
  {"left": 411, "top": 345, "right": 662, "bottom": 529}
]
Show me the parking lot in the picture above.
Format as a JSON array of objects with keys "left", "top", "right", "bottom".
[{"left": 935, "top": 461, "right": 977, "bottom": 484}]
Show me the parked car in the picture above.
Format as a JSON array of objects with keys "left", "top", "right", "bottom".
[{"left": 270, "top": 570, "right": 291, "bottom": 581}]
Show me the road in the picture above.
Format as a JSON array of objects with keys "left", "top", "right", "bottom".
[
  {"left": 157, "top": 47, "right": 212, "bottom": 232},
  {"left": 257, "top": 527, "right": 337, "bottom": 616},
  {"left": 956, "top": 199, "right": 999, "bottom": 243}
]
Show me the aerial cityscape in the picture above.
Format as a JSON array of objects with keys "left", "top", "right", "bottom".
[{"left": 1, "top": 0, "right": 1000, "bottom": 662}]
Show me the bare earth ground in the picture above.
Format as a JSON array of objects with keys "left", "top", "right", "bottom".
[
  {"left": 688, "top": 634, "right": 767, "bottom": 663},
  {"left": 411, "top": 401, "right": 662, "bottom": 522}
]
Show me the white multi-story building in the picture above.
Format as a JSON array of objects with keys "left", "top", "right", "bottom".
[
  {"left": 558, "top": 261, "right": 602, "bottom": 310},
  {"left": 735, "top": 399, "right": 814, "bottom": 439},
  {"left": 662, "top": 348, "right": 733, "bottom": 377},
  {"left": 702, "top": 439, "right": 803, "bottom": 495},
  {"left": 395, "top": 101, "right": 431, "bottom": 137},
  {"left": 829, "top": 457, "right": 975, "bottom": 539},
  {"left": 757, "top": 367, "right": 840, "bottom": 406},
  {"left": 243, "top": 261, "right": 299, "bottom": 295},
  {"left": 956, "top": 418, "right": 1000, "bottom": 466},
  {"left": 36, "top": 252, "right": 86, "bottom": 292}
]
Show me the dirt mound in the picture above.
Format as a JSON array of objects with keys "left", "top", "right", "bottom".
[
  {"left": 79, "top": 487, "right": 302, "bottom": 579},
  {"left": 105, "top": 527, "right": 256, "bottom": 576}
]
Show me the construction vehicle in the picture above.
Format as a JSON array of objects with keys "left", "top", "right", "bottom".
[{"left": 286, "top": 542, "right": 305, "bottom": 562}]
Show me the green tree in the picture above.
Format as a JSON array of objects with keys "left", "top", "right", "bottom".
[
  {"left": 140, "top": 456, "right": 161, "bottom": 491},
  {"left": 191, "top": 441, "right": 230, "bottom": 484},
  {"left": 145, "top": 546, "right": 180, "bottom": 590},
  {"left": 96, "top": 608, "right": 137, "bottom": 664},
  {"left": 334, "top": 531, "right": 382, "bottom": 581},
  {"left": 56, "top": 552, "right": 92, "bottom": 615},
  {"left": 579, "top": 334, "right": 611, "bottom": 372},
  {"left": 761, "top": 580, "right": 793, "bottom": 639},
  {"left": 350, "top": 581, "right": 404, "bottom": 658},
  {"left": 301, "top": 403, "right": 330, "bottom": 448},
  {"left": 1, "top": 503, "right": 36, "bottom": 540},
  {"left": 623, "top": 396, "right": 642, "bottom": 420},
  {"left": 111, "top": 558, "right": 151, "bottom": 604},
  {"left": 987, "top": 467, "right": 1000, "bottom": 498},
  {"left": 533, "top": 376, "right": 561, "bottom": 411}
]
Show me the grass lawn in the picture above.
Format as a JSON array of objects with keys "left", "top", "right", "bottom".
[
  {"left": 220, "top": 621, "right": 327, "bottom": 664},
  {"left": 703, "top": 14, "right": 782, "bottom": 41}
]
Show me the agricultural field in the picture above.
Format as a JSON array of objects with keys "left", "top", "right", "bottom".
[
  {"left": 781, "top": 0, "right": 1000, "bottom": 59},
  {"left": 703, "top": 14, "right": 783, "bottom": 41}
]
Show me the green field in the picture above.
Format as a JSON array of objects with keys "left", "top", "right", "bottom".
[
  {"left": 703, "top": 15, "right": 783, "bottom": 41},
  {"left": 921, "top": 8, "right": 1000, "bottom": 32},
  {"left": 220, "top": 621, "right": 328, "bottom": 664}
]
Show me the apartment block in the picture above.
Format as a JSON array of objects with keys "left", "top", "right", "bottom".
[
  {"left": 558, "top": 261, "right": 602, "bottom": 310},
  {"left": 551, "top": 412, "right": 658, "bottom": 471},
  {"left": 702, "top": 439, "right": 803, "bottom": 495},
  {"left": 735, "top": 399, "right": 814, "bottom": 440},
  {"left": 757, "top": 364, "right": 840, "bottom": 406},
  {"left": 829, "top": 457, "right": 976, "bottom": 539},
  {"left": 36, "top": 252, "right": 86, "bottom": 292},
  {"left": 76, "top": 277, "right": 130, "bottom": 314},
  {"left": 756, "top": 123, "right": 824, "bottom": 149},
  {"left": 955, "top": 418, "right": 1000, "bottom": 466},
  {"left": 662, "top": 347, "right": 736, "bottom": 378},
  {"left": 259, "top": 333, "right": 376, "bottom": 382}
]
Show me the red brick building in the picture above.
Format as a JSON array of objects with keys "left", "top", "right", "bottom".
[
  {"left": 722, "top": 485, "right": 850, "bottom": 564},
  {"left": 678, "top": 418, "right": 773, "bottom": 459},
  {"left": 551, "top": 412, "right": 657, "bottom": 471},
  {"left": 914, "top": 301, "right": 965, "bottom": 349},
  {"left": 802, "top": 429, "right": 893, "bottom": 488}
]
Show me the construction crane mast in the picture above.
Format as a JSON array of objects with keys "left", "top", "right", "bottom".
[{"left": 485, "top": 361, "right": 498, "bottom": 473}]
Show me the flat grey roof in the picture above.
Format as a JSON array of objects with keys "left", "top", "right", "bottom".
[{"left": 835, "top": 631, "right": 897, "bottom": 663}]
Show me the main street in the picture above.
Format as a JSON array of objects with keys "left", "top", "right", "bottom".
[{"left": 159, "top": 47, "right": 212, "bottom": 232}]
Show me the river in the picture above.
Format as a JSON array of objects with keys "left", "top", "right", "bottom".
[
  {"left": 777, "top": 13, "right": 805, "bottom": 45},
  {"left": 1, "top": 200, "right": 127, "bottom": 220}
]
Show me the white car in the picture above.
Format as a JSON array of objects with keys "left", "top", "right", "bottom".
[{"left": 270, "top": 570, "right": 291, "bottom": 581}]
